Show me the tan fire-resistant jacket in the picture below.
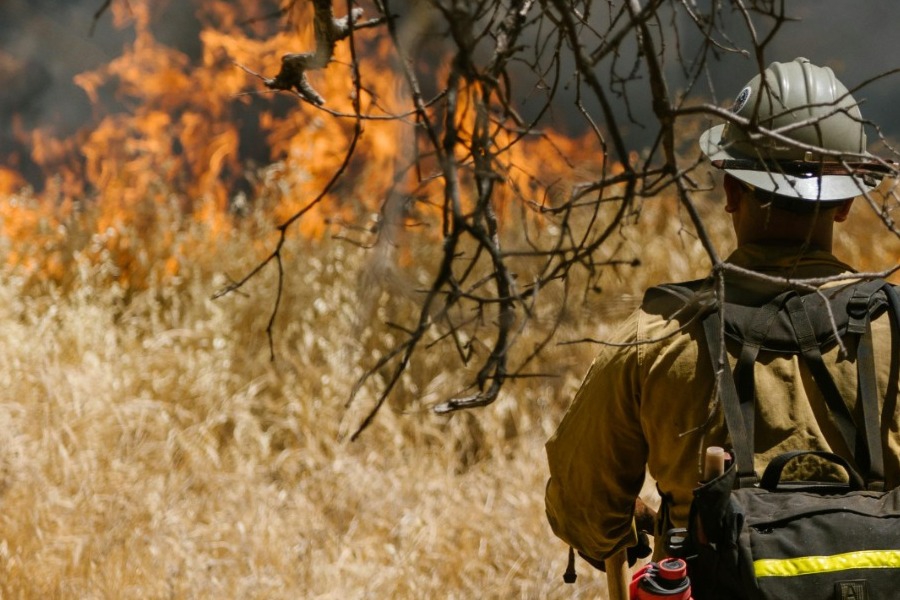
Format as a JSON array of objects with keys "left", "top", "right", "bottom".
[{"left": 545, "top": 243, "right": 900, "bottom": 563}]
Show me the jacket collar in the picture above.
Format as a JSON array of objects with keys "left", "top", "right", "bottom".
[
  {"left": 726, "top": 242, "right": 854, "bottom": 279},
  {"left": 721, "top": 243, "right": 855, "bottom": 303}
]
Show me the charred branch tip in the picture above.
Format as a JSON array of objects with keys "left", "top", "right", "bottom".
[
  {"left": 433, "top": 393, "right": 498, "bottom": 415},
  {"left": 266, "top": 56, "right": 327, "bottom": 105},
  {"left": 263, "top": 7, "right": 371, "bottom": 106},
  {"left": 334, "top": 8, "right": 366, "bottom": 35}
]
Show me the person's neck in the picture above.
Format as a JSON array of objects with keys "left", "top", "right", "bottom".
[
  {"left": 735, "top": 215, "right": 834, "bottom": 252},
  {"left": 737, "top": 234, "right": 833, "bottom": 252}
]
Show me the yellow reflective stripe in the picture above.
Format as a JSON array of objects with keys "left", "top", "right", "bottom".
[{"left": 755, "top": 550, "right": 900, "bottom": 578}]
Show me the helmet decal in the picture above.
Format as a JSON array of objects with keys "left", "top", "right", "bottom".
[{"left": 731, "top": 86, "right": 751, "bottom": 114}]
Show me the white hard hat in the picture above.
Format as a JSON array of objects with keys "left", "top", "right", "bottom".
[{"left": 700, "top": 57, "right": 877, "bottom": 204}]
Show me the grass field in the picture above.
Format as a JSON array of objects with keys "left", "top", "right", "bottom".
[{"left": 0, "top": 181, "right": 897, "bottom": 599}]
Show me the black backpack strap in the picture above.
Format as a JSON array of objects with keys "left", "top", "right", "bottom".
[
  {"left": 645, "top": 280, "right": 715, "bottom": 325},
  {"left": 846, "top": 279, "right": 891, "bottom": 334},
  {"left": 846, "top": 279, "right": 892, "bottom": 486},
  {"left": 856, "top": 319, "right": 884, "bottom": 485},
  {"left": 884, "top": 284, "right": 900, "bottom": 413},
  {"left": 830, "top": 279, "right": 895, "bottom": 488},
  {"left": 731, "top": 295, "right": 786, "bottom": 458},
  {"left": 863, "top": 282, "right": 900, "bottom": 489},
  {"left": 785, "top": 294, "right": 862, "bottom": 466},
  {"left": 701, "top": 310, "right": 758, "bottom": 487}
]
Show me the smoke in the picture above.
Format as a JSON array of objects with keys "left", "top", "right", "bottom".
[
  {"left": 702, "top": 0, "right": 900, "bottom": 154},
  {"left": 550, "top": 1, "right": 900, "bottom": 156},
  {"left": 1, "top": 0, "right": 898, "bottom": 191},
  {"left": 0, "top": 0, "right": 210, "bottom": 188}
]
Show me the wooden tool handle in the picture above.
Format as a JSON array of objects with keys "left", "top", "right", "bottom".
[{"left": 605, "top": 549, "right": 629, "bottom": 600}]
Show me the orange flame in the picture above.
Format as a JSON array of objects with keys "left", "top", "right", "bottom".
[{"left": 0, "top": 1, "right": 605, "bottom": 290}]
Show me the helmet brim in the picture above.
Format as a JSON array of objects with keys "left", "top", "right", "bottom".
[{"left": 700, "top": 124, "right": 876, "bottom": 203}]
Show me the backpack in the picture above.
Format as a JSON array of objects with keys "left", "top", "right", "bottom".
[{"left": 653, "top": 277, "right": 900, "bottom": 600}]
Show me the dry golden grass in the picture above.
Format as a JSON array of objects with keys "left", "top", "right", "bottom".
[{"left": 0, "top": 181, "right": 897, "bottom": 600}]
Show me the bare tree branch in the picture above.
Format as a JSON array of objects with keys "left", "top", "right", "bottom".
[
  {"left": 262, "top": 0, "right": 375, "bottom": 104},
  {"left": 216, "top": 0, "right": 900, "bottom": 438}
]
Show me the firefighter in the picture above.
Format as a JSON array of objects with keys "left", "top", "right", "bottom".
[{"left": 544, "top": 57, "right": 899, "bottom": 570}]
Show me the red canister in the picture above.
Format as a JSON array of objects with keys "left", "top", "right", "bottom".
[{"left": 628, "top": 558, "right": 693, "bottom": 600}]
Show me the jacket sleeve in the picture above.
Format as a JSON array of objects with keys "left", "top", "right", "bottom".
[{"left": 544, "top": 310, "right": 649, "bottom": 563}]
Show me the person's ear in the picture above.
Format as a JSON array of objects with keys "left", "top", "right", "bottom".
[
  {"left": 723, "top": 175, "right": 742, "bottom": 214},
  {"left": 833, "top": 198, "right": 854, "bottom": 223}
]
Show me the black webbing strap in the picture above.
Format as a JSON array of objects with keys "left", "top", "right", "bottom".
[
  {"left": 785, "top": 294, "right": 861, "bottom": 466},
  {"left": 856, "top": 319, "right": 884, "bottom": 485},
  {"left": 872, "top": 283, "right": 900, "bottom": 489},
  {"left": 884, "top": 284, "right": 900, "bottom": 408},
  {"left": 733, "top": 342, "right": 759, "bottom": 451},
  {"left": 702, "top": 311, "right": 757, "bottom": 486},
  {"left": 760, "top": 450, "right": 866, "bottom": 492},
  {"left": 732, "top": 297, "right": 784, "bottom": 454},
  {"left": 843, "top": 278, "right": 890, "bottom": 486},
  {"left": 847, "top": 281, "right": 888, "bottom": 334}
]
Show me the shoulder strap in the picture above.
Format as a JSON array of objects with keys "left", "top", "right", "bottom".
[
  {"left": 643, "top": 280, "right": 715, "bottom": 325},
  {"left": 785, "top": 294, "right": 862, "bottom": 464},
  {"left": 829, "top": 279, "right": 900, "bottom": 489},
  {"left": 730, "top": 293, "right": 788, "bottom": 462},
  {"left": 701, "top": 309, "right": 758, "bottom": 487},
  {"left": 861, "top": 282, "right": 900, "bottom": 489}
]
